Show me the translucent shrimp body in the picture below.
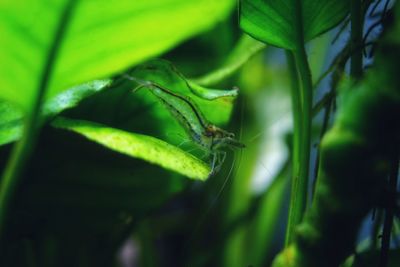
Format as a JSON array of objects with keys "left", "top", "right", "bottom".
[{"left": 127, "top": 76, "right": 244, "bottom": 174}]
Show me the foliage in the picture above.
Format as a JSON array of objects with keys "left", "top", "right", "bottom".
[
  {"left": 0, "top": 0, "right": 399, "bottom": 267},
  {"left": 273, "top": 39, "right": 400, "bottom": 267}
]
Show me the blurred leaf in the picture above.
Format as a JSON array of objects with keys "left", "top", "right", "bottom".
[
  {"left": 0, "top": 0, "right": 235, "bottom": 111},
  {"left": 246, "top": 166, "right": 289, "bottom": 266},
  {"left": 193, "top": 35, "right": 266, "bottom": 86},
  {"left": 239, "top": 0, "right": 349, "bottom": 49},
  {"left": 52, "top": 116, "right": 210, "bottom": 180},
  {"left": 222, "top": 63, "right": 292, "bottom": 267},
  {"left": 0, "top": 79, "right": 111, "bottom": 146}
]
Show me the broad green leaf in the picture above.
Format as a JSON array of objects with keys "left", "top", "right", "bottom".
[
  {"left": 51, "top": 117, "right": 210, "bottom": 180},
  {"left": 0, "top": 0, "right": 235, "bottom": 112},
  {"left": 193, "top": 34, "right": 266, "bottom": 86},
  {"left": 0, "top": 79, "right": 111, "bottom": 146},
  {"left": 240, "top": 0, "right": 349, "bottom": 50}
]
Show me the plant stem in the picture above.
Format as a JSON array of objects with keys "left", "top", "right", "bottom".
[
  {"left": 284, "top": 0, "right": 314, "bottom": 245},
  {"left": 284, "top": 51, "right": 303, "bottom": 246},
  {"left": 350, "top": 0, "right": 364, "bottom": 79},
  {"left": 0, "top": 0, "right": 77, "bottom": 244},
  {"left": 371, "top": 209, "right": 383, "bottom": 251},
  {"left": 291, "top": 43, "right": 313, "bottom": 240},
  {"left": 0, "top": 113, "right": 40, "bottom": 240},
  {"left": 379, "top": 155, "right": 399, "bottom": 267}
]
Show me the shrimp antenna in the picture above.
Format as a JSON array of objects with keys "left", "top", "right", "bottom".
[{"left": 123, "top": 74, "right": 154, "bottom": 93}]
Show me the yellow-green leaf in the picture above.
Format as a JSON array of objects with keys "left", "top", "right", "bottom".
[{"left": 51, "top": 117, "right": 210, "bottom": 180}]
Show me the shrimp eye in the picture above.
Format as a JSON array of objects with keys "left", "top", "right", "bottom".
[
  {"left": 208, "top": 125, "right": 217, "bottom": 131},
  {"left": 204, "top": 127, "right": 214, "bottom": 137}
]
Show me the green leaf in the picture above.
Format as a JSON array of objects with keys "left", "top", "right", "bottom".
[
  {"left": 240, "top": 0, "right": 349, "bottom": 50},
  {"left": 0, "top": 79, "right": 111, "bottom": 146},
  {"left": 51, "top": 117, "right": 210, "bottom": 180},
  {"left": 0, "top": 0, "right": 235, "bottom": 111},
  {"left": 42, "top": 79, "right": 112, "bottom": 118}
]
